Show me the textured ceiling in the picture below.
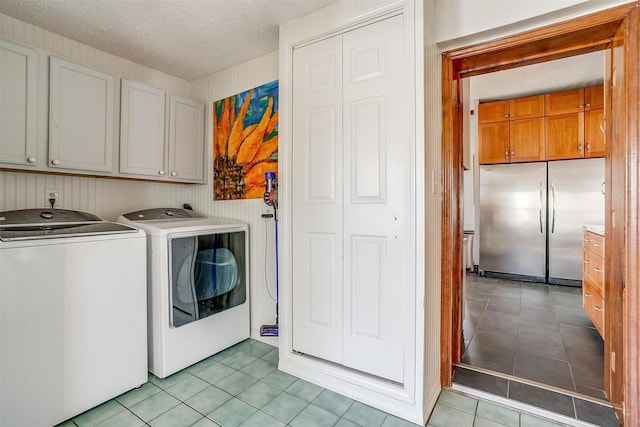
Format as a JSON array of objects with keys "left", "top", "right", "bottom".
[{"left": 0, "top": 0, "right": 337, "bottom": 81}]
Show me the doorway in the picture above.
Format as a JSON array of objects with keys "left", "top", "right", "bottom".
[{"left": 440, "top": 3, "right": 639, "bottom": 427}]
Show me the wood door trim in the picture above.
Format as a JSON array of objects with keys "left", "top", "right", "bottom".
[{"left": 440, "top": 2, "right": 639, "bottom": 426}]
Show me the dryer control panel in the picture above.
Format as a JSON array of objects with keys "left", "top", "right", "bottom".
[{"left": 122, "top": 208, "right": 205, "bottom": 222}]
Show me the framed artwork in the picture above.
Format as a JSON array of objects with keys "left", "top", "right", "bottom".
[{"left": 213, "top": 80, "right": 278, "bottom": 200}]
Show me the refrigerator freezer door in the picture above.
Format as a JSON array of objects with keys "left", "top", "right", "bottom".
[
  {"left": 548, "top": 158, "right": 605, "bottom": 281},
  {"left": 479, "top": 163, "right": 547, "bottom": 278}
]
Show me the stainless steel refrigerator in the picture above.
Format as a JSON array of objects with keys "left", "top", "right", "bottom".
[{"left": 479, "top": 158, "right": 604, "bottom": 284}]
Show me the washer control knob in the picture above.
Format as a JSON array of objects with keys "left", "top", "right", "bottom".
[{"left": 40, "top": 211, "right": 54, "bottom": 219}]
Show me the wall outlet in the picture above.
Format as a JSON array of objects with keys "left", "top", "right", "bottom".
[{"left": 45, "top": 188, "right": 60, "bottom": 208}]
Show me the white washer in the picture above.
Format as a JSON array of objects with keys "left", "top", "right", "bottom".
[
  {"left": 0, "top": 209, "right": 147, "bottom": 427},
  {"left": 118, "top": 208, "right": 250, "bottom": 378}
]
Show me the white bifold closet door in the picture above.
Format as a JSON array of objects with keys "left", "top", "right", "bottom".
[{"left": 292, "top": 14, "right": 407, "bottom": 383}]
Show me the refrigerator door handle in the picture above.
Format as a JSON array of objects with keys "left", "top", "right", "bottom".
[
  {"left": 551, "top": 181, "right": 557, "bottom": 234},
  {"left": 539, "top": 181, "right": 544, "bottom": 234}
]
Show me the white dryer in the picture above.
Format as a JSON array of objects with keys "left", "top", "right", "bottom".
[{"left": 118, "top": 208, "right": 249, "bottom": 378}]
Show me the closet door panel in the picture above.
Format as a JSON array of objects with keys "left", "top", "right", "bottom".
[
  {"left": 292, "top": 36, "right": 344, "bottom": 364},
  {"left": 342, "top": 15, "right": 406, "bottom": 383}
]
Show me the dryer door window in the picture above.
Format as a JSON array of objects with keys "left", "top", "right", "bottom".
[{"left": 168, "top": 230, "right": 246, "bottom": 327}]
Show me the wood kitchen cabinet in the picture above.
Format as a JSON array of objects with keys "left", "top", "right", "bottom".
[
  {"left": 545, "top": 85, "right": 604, "bottom": 160},
  {"left": 478, "top": 95, "right": 544, "bottom": 164},
  {"left": 585, "top": 108, "right": 605, "bottom": 157},
  {"left": 545, "top": 113, "right": 584, "bottom": 160},
  {"left": 545, "top": 88, "right": 585, "bottom": 115},
  {"left": 49, "top": 56, "right": 115, "bottom": 173},
  {"left": 583, "top": 229, "right": 605, "bottom": 338}
]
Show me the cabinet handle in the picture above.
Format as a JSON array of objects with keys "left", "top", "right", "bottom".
[
  {"left": 593, "top": 243, "right": 603, "bottom": 247},
  {"left": 578, "top": 143, "right": 583, "bottom": 152},
  {"left": 584, "top": 260, "right": 591, "bottom": 264},
  {"left": 585, "top": 103, "right": 591, "bottom": 107},
  {"left": 594, "top": 305, "right": 603, "bottom": 312},
  {"left": 600, "top": 116, "right": 606, "bottom": 134},
  {"left": 511, "top": 149, "right": 515, "bottom": 157},
  {"left": 158, "top": 170, "right": 165, "bottom": 176},
  {"left": 584, "top": 237, "right": 591, "bottom": 242},
  {"left": 584, "top": 292, "right": 592, "bottom": 297},
  {"left": 595, "top": 267, "right": 604, "bottom": 272},
  {"left": 27, "top": 157, "right": 36, "bottom": 163},
  {"left": 170, "top": 171, "right": 177, "bottom": 177},
  {"left": 579, "top": 104, "right": 584, "bottom": 108},
  {"left": 51, "top": 159, "right": 60, "bottom": 166},
  {"left": 504, "top": 114, "right": 509, "bottom": 118},
  {"left": 510, "top": 114, "right": 515, "bottom": 118},
  {"left": 586, "top": 142, "right": 591, "bottom": 152}
]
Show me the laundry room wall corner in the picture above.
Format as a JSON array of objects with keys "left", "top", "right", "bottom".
[{"left": 178, "top": 50, "right": 281, "bottom": 345}]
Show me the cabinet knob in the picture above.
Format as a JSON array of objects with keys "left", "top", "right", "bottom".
[
  {"left": 51, "top": 159, "right": 60, "bottom": 165},
  {"left": 585, "top": 103, "right": 591, "bottom": 107},
  {"left": 578, "top": 104, "right": 584, "bottom": 108},
  {"left": 170, "top": 171, "right": 177, "bottom": 177},
  {"left": 27, "top": 156, "right": 36, "bottom": 163},
  {"left": 158, "top": 170, "right": 165, "bottom": 176}
]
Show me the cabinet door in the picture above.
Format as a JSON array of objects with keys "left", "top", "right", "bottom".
[
  {"left": 584, "top": 85, "right": 604, "bottom": 110},
  {"left": 545, "top": 88, "right": 584, "bottom": 115},
  {"left": 292, "top": 35, "right": 344, "bottom": 365},
  {"left": 510, "top": 95, "right": 544, "bottom": 119},
  {"left": 509, "top": 117, "right": 544, "bottom": 162},
  {"left": 478, "top": 122, "right": 509, "bottom": 164},
  {"left": 341, "top": 14, "right": 406, "bottom": 383},
  {"left": 545, "top": 113, "right": 584, "bottom": 160},
  {"left": 478, "top": 100, "right": 509, "bottom": 123},
  {"left": 168, "top": 95, "right": 204, "bottom": 182},
  {"left": 120, "top": 79, "right": 166, "bottom": 177},
  {"left": 0, "top": 40, "right": 38, "bottom": 166},
  {"left": 49, "top": 57, "right": 114, "bottom": 173},
  {"left": 585, "top": 109, "right": 605, "bottom": 157}
]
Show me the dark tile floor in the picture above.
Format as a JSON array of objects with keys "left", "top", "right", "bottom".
[
  {"left": 461, "top": 273, "right": 606, "bottom": 399},
  {"left": 457, "top": 273, "right": 621, "bottom": 426}
]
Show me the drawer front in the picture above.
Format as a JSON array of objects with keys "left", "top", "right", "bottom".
[
  {"left": 584, "top": 231, "right": 605, "bottom": 258},
  {"left": 583, "top": 249, "right": 604, "bottom": 296},
  {"left": 583, "top": 281, "right": 604, "bottom": 337}
]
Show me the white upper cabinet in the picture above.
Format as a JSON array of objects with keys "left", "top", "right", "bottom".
[
  {"left": 120, "top": 79, "right": 167, "bottom": 178},
  {"left": 49, "top": 56, "right": 115, "bottom": 173},
  {"left": 168, "top": 95, "right": 205, "bottom": 182},
  {"left": 0, "top": 39, "right": 38, "bottom": 166}
]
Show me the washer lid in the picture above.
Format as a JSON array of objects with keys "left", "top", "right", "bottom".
[{"left": 0, "top": 209, "right": 138, "bottom": 241}]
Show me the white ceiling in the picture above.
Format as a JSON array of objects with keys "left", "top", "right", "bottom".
[
  {"left": 470, "top": 51, "right": 605, "bottom": 101},
  {"left": 0, "top": 0, "right": 337, "bottom": 82}
]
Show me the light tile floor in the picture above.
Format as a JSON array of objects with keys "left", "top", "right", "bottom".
[{"left": 56, "top": 339, "right": 568, "bottom": 427}]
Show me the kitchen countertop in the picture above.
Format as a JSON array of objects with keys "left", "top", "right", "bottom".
[{"left": 583, "top": 224, "right": 605, "bottom": 236}]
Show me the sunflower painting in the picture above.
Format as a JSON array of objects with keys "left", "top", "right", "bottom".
[{"left": 213, "top": 80, "right": 278, "bottom": 200}]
